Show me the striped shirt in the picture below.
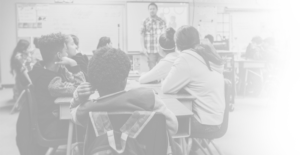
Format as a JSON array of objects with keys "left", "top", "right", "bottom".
[{"left": 141, "top": 15, "right": 166, "bottom": 53}]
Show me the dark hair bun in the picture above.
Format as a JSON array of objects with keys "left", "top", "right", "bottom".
[
  {"left": 165, "top": 27, "right": 175, "bottom": 41},
  {"left": 159, "top": 27, "right": 176, "bottom": 51},
  {"left": 33, "top": 37, "right": 40, "bottom": 49}
]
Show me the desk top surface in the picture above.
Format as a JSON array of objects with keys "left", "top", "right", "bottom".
[{"left": 55, "top": 81, "right": 195, "bottom": 105}]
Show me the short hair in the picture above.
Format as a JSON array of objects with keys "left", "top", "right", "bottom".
[
  {"left": 35, "top": 33, "right": 65, "bottom": 63},
  {"left": 96, "top": 36, "right": 111, "bottom": 49},
  {"left": 263, "top": 37, "right": 275, "bottom": 46},
  {"left": 251, "top": 36, "right": 262, "bottom": 45},
  {"left": 148, "top": 2, "right": 158, "bottom": 9},
  {"left": 88, "top": 47, "right": 131, "bottom": 92},
  {"left": 205, "top": 34, "right": 214, "bottom": 43},
  {"left": 70, "top": 34, "right": 79, "bottom": 47}
]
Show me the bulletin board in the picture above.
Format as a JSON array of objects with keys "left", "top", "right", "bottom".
[{"left": 16, "top": 3, "right": 125, "bottom": 54}]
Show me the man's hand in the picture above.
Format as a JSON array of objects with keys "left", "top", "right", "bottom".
[
  {"left": 74, "top": 82, "right": 95, "bottom": 102},
  {"left": 55, "top": 57, "right": 77, "bottom": 67}
]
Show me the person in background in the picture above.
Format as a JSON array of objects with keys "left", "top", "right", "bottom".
[
  {"left": 279, "top": 36, "right": 300, "bottom": 60},
  {"left": 70, "top": 46, "right": 177, "bottom": 134},
  {"left": 161, "top": 25, "right": 225, "bottom": 155},
  {"left": 245, "top": 36, "right": 263, "bottom": 60},
  {"left": 28, "top": 33, "right": 85, "bottom": 154},
  {"left": 139, "top": 27, "right": 178, "bottom": 84},
  {"left": 204, "top": 34, "right": 214, "bottom": 45},
  {"left": 96, "top": 36, "right": 112, "bottom": 49},
  {"left": 261, "top": 37, "right": 278, "bottom": 61},
  {"left": 141, "top": 2, "right": 166, "bottom": 70},
  {"left": 10, "top": 39, "right": 33, "bottom": 101},
  {"left": 65, "top": 34, "right": 89, "bottom": 78}
]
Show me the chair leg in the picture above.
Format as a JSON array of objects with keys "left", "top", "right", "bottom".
[
  {"left": 193, "top": 138, "right": 208, "bottom": 155},
  {"left": 264, "top": 98, "right": 271, "bottom": 108},
  {"left": 211, "top": 140, "right": 223, "bottom": 155},
  {"left": 203, "top": 139, "right": 214, "bottom": 155},
  {"left": 45, "top": 146, "right": 58, "bottom": 155},
  {"left": 10, "top": 90, "right": 25, "bottom": 114}
]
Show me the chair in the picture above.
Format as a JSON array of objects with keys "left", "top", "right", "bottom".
[
  {"left": 191, "top": 79, "right": 232, "bottom": 155},
  {"left": 83, "top": 112, "right": 171, "bottom": 155},
  {"left": 27, "top": 84, "right": 67, "bottom": 155},
  {"left": 11, "top": 70, "right": 32, "bottom": 114}
]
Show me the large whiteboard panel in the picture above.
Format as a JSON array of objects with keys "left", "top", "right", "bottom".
[
  {"left": 17, "top": 4, "right": 124, "bottom": 54},
  {"left": 127, "top": 2, "right": 189, "bottom": 52},
  {"left": 231, "top": 12, "right": 275, "bottom": 51}
]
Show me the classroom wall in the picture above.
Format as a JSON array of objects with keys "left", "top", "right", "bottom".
[{"left": 0, "top": 0, "right": 262, "bottom": 85}]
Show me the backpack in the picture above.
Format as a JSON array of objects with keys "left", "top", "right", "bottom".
[
  {"left": 84, "top": 111, "right": 156, "bottom": 155},
  {"left": 265, "top": 67, "right": 289, "bottom": 103}
]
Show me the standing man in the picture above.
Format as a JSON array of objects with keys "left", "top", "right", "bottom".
[{"left": 141, "top": 2, "right": 166, "bottom": 70}]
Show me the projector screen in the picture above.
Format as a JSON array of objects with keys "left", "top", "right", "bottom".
[{"left": 127, "top": 2, "right": 189, "bottom": 52}]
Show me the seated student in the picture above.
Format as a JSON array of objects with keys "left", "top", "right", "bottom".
[
  {"left": 93, "top": 36, "right": 112, "bottom": 54},
  {"left": 161, "top": 26, "right": 225, "bottom": 155},
  {"left": 64, "top": 34, "right": 89, "bottom": 77},
  {"left": 204, "top": 34, "right": 214, "bottom": 44},
  {"left": 97, "top": 36, "right": 112, "bottom": 49},
  {"left": 139, "top": 27, "right": 178, "bottom": 84},
  {"left": 28, "top": 33, "right": 85, "bottom": 150},
  {"left": 70, "top": 46, "right": 178, "bottom": 133},
  {"left": 253, "top": 37, "right": 279, "bottom": 72},
  {"left": 245, "top": 36, "right": 263, "bottom": 60}
]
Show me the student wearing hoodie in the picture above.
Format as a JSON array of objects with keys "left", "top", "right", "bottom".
[
  {"left": 139, "top": 27, "right": 179, "bottom": 84},
  {"left": 70, "top": 46, "right": 178, "bottom": 135},
  {"left": 28, "top": 33, "right": 86, "bottom": 141},
  {"left": 161, "top": 26, "right": 225, "bottom": 155}
]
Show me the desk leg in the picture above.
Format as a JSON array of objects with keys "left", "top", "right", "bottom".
[
  {"left": 243, "top": 69, "right": 248, "bottom": 98},
  {"left": 66, "top": 121, "right": 74, "bottom": 155},
  {"left": 181, "top": 138, "right": 188, "bottom": 155}
]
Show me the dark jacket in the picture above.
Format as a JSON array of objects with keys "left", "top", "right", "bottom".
[
  {"left": 28, "top": 61, "right": 85, "bottom": 137},
  {"left": 69, "top": 53, "right": 89, "bottom": 79}
]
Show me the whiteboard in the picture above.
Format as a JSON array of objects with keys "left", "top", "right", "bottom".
[
  {"left": 231, "top": 12, "right": 275, "bottom": 51},
  {"left": 17, "top": 4, "right": 125, "bottom": 54},
  {"left": 127, "top": 2, "right": 189, "bottom": 52}
]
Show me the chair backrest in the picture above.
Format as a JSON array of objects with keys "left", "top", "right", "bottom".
[
  {"left": 199, "top": 79, "right": 232, "bottom": 139},
  {"left": 84, "top": 112, "right": 169, "bottom": 155},
  {"left": 27, "top": 84, "right": 66, "bottom": 147}
]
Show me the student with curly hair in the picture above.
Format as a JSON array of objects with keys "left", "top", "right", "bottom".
[
  {"left": 139, "top": 27, "right": 178, "bottom": 84},
  {"left": 69, "top": 47, "right": 179, "bottom": 154},
  {"left": 28, "top": 32, "right": 86, "bottom": 140}
]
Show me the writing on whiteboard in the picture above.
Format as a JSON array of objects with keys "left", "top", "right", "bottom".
[{"left": 71, "top": 7, "right": 93, "bottom": 19}]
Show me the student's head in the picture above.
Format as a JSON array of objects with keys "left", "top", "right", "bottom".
[
  {"left": 263, "top": 37, "right": 275, "bottom": 49},
  {"left": 64, "top": 35, "right": 78, "bottom": 57},
  {"left": 175, "top": 25, "right": 223, "bottom": 70},
  {"left": 148, "top": 2, "right": 158, "bottom": 17},
  {"left": 10, "top": 39, "right": 30, "bottom": 72},
  {"left": 251, "top": 36, "right": 263, "bottom": 46},
  {"left": 70, "top": 34, "right": 79, "bottom": 50},
  {"left": 204, "top": 34, "right": 214, "bottom": 44},
  {"left": 96, "top": 37, "right": 112, "bottom": 49},
  {"left": 158, "top": 27, "right": 176, "bottom": 57},
  {"left": 35, "top": 33, "right": 67, "bottom": 64},
  {"left": 88, "top": 47, "right": 131, "bottom": 95}
]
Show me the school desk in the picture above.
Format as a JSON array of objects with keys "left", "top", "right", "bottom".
[
  {"left": 225, "top": 58, "right": 267, "bottom": 96},
  {"left": 55, "top": 97, "right": 193, "bottom": 155},
  {"left": 55, "top": 82, "right": 195, "bottom": 155}
]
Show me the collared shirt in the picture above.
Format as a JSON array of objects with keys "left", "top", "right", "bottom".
[{"left": 141, "top": 15, "right": 166, "bottom": 53}]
